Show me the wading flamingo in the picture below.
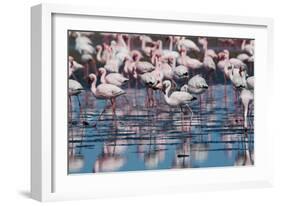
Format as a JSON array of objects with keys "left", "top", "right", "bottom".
[
  {"left": 239, "top": 88, "right": 254, "bottom": 130},
  {"left": 162, "top": 80, "right": 197, "bottom": 122},
  {"left": 88, "top": 73, "right": 126, "bottom": 126},
  {"left": 68, "top": 79, "right": 84, "bottom": 108}
]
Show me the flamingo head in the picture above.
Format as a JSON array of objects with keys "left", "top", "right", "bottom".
[
  {"left": 131, "top": 50, "right": 142, "bottom": 61},
  {"left": 96, "top": 45, "right": 102, "bottom": 51},
  {"left": 162, "top": 80, "right": 171, "bottom": 94},
  {"left": 68, "top": 56, "right": 74, "bottom": 68},
  {"left": 98, "top": 67, "right": 106, "bottom": 75},
  {"left": 198, "top": 37, "right": 207, "bottom": 46},
  {"left": 218, "top": 51, "right": 226, "bottom": 60},
  {"left": 88, "top": 73, "right": 97, "bottom": 84},
  {"left": 180, "top": 84, "right": 189, "bottom": 93}
]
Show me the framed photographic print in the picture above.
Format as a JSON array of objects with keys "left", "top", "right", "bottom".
[{"left": 31, "top": 3, "right": 274, "bottom": 201}]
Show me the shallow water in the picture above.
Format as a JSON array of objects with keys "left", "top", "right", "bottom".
[{"left": 68, "top": 84, "right": 254, "bottom": 174}]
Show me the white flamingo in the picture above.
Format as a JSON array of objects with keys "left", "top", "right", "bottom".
[
  {"left": 246, "top": 76, "right": 254, "bottom": 90},
  {"left": 88, "top": 73, "right": 126, "bottom": 125},
  {"left": 175, "top": 37, "right": 200, "bottom": 53},
  {"left": 240, "top": 88, "right": 254, "bottom": 130},
  {"left": 173, "top": 65, "right": 189, "bottom": 79},
  {"left": 180, "top": 74, "right": 208, "bottom": 95},
  {"left": 68, "top": 56, "right": 83, "bottom": 77},
  {"left": 237, "top": 53, "right": 254, "bottom": 63},
  {"left": 68, "top": 79, "right": 84, "bottom": 107},
  {"left": 133, "top": 52, "right": 155, "bottom": 74},
  {"left": 241, "top": 39, "right": 254, "bottom": 56},
  {"left": 75, "top": 32, "right": 95, "bottom": 55},
  {"left": 228, "top": 65, "right": 247, "bottom": 89},
  {"left": 99, "top": 67, "right": 129, "bottom": 87},
  {"left": 162, "top": 80, "right": 197, "bottom": 121}
]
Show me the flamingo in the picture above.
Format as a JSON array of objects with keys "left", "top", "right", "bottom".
[
  {"left": 133, "top": 51, "right": 155, "bottom": 74},
  {"left": 219, "top": 50, "right": 247, "bottom": 70},
  {"left": 88, "top": 73, "right": 126, "bottom": 125},
  {"left": 162, "top": 80, "right": 197, "bottom": 121},
  {"left": 74, "top": 32, "right": 95, "bottom": 55},
  {"left": 237, "top": 53, "right": 254, "bottom": 63},
  {"left": 201, "top": 38, "right": 217, "bottom": 72},
  {"left": 198, "top": 37, "right": 217, "bottom": 59},
  {"left": 241, "top": 39, "right": 254, "bottom": 56},
  {"left": 139, "top": 35, "right": 156, "bottom": 57},
  {"left": 156, "top": 38, "right": 180, "bottom": 59},
  {"left": 228, "top": 65, "right": 247, "bottom": 89},
  {"left": 98, "top": 67, "right": 129, "bottom": 87},
  {"left": 180, "top": 74, "right": 208, "bottom": 95},
  {"left": 173, "top": 65, "right": 189, "bottom": 79},
  {"left": 177, "top": 47, "right": 203, "bottom": 71},
  {"left": 246, "top": 76, "right": 254, "bottom": 90},
  {"left": 68, "top": 79, "right": 84, "bottom": 107},
  {"left": 239, "top": 88, "right": 254, "bottom": 130},
  {"left": 68, "top": 56, "right": 83, "bottom": 78},
  {"left": 95, "top": 44, "right": 111, "bottom": 64},
  {"left": 175, "top": 37, "right": 200, "bottom": 53}
]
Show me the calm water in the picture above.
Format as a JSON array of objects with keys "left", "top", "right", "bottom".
[{"left": 68, "top": 84, "right": 254, "bottom": 174}]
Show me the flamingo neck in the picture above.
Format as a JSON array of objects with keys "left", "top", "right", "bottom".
[
  {"left": 141, "top": 38, "right": 145, "bottom": 51},
  {"left": 243, "top": 100, "right": 249, "bottom": 129},
  {"left": 127, "top": 36, "right": 131, "bottom": 51},
  {"left": 90, "top": 79, "right": 97, "bottom": 95},
  {"left": 180, "top": 50, "right": 187, "bottom": 57},
  {"left": 171, "top": 56, "right": 176, "bottom": 69},
  {"left": 241, "top": 40, "right": 246, "bottom": 50},
  {"left": 96, "top": 48, "right": 103, "bottom": 62},
  {"left": 164, "top": 83, "right": 171, "bottom": 101},
  {"left": 203, "top": 41, "right": 208, "bottom": 52},
  {"left": 169, "top": 37, "right": 173, "bottom": 51},
  {"left": 100, "top": 71, "right": 107, "bottom": 84},
  {"left": 158, "top": 40, "right": 163, "bottom": 51}
]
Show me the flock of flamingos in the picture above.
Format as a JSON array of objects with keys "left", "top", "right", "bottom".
[{"left": 68, "top": 31, "right": 254, "bottom": 132}]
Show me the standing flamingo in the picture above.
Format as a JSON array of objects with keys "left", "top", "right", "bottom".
[
  {"left": 68, "top": 56, "right": 84, "bottom": 78},
  {"left": 162, "top": 80, "right": 197, "bottom": 122},
  {"left": 68, "top": 79, "right": 84, "bottom": 108},
  {"left": 177, "top": 47, "right": 203, "bottom": 73},
  {"left": 240, "top": 88, "right": 254, "bottom": 130},
  {"left": 88, "top": 73, "right": 126, "bottom": 126}
]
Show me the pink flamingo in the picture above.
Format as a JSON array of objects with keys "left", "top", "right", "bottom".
[
  {"left": 139, "top": 35, "right": 156, "bottom": 57},
  {"left": 177, "top": 47, "right": 203, "bottom": 73}
]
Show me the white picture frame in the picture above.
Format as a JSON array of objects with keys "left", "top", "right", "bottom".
[{"left": 31, "top": 3, "right": 274, "bottom": 202}]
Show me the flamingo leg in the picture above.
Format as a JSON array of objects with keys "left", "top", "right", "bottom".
[
  {"left": 185, "top": 104, "right": 193, "bottom": 126},
  {"left": 224, "top": 73, "right": 228, "bottom": 108},
  {"left": 76, "top": 95, "right": 81, "bottom": 108},
  {"left": 110, "top": 98, "right": 116, "bottom": 114},
  {"left": 93, "top": 100, "right": 109, "bottom": 127}
]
